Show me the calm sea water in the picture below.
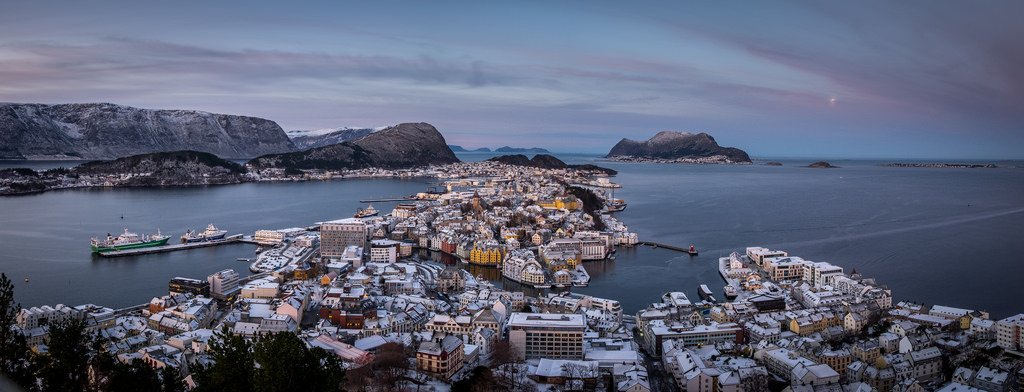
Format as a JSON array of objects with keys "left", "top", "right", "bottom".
[{"left": 1, "top": 155, "right": 1022, "bottom": 317}]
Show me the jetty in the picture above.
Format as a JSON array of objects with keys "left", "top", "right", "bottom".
[
  {"left": 638, "top": 241, "right": 698, "bottom": 255},
  {"left": 358, "top": 197, "right": 416, "bottom": 203},
  {"left": 96, "top": 234, "right": 245, "bottom": 258}
]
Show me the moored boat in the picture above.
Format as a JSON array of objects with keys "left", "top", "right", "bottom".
[
  {"left": 354, "top": 204, "right": 379, "bottom": 218},
  {"left": 698, "top": 284, "right": 717, "bottom": 302},
  {"left": 181, "top": 224, "right": 228, "bottom": 243},
  {"left": 91, "top": 229, "right": 169, "bottom": 253}
]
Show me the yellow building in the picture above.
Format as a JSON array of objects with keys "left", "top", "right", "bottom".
[
  {"left": 537, "top": 197, "right": 580, "bottom": 210},
  {"left": 469, "top": 246, "right": 503, "bottom": 266}
]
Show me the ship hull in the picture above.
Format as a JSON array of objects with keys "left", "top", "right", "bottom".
[{"left": 91, "top": 237, "right": 169, "bottom": 253}]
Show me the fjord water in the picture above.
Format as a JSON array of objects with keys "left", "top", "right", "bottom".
[{"left": 1, "top": 155, "right": 1022, "bottom": 317}]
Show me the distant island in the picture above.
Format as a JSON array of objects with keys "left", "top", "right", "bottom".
[
  {"left": 495, "top": 146, "right": 550, "bottom": 153},
  {"left": 883, "top": 162, "right": 998, "bottom": 168},
  {"left": 606, "top": 131, "right": 751, "bottom": 164},
  {"left": 448, "top": 145, "right": 492, "bottom": 153},
  {"left": 0, "top": 102, "right": 295, "bottom": 160},
  {"left": 765, "top": 161, "right": 783, "bottom": 166},
  {"left": 807, "top": 161, "right": 839, "bottom": 168},
  {"left": 486, "top": 154, "right": 617, "bottom": 175}
]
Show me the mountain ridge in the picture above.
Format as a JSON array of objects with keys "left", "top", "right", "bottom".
[{"left": 0, "top": 102, "right": 295, "bottom": 160}]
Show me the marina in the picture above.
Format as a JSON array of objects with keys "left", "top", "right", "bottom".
[{"left": 95, "top": 234, "right": 245, "bottom": 258}]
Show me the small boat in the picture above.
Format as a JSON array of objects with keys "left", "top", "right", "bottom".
[
  {"left": 723, "top": 285, "right": 738, "bottom": 300},
  {"left": 354, "top": 204, "right": 379, "bottom": 218},
  {"left": 236, "top": 258, "right": 251, "bottom": 262},
  {"left": 698, "top": 284, "right": 717, "bottom": 302}
]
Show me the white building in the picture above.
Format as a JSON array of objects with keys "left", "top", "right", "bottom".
[
  {"left": 207, "top": 269, "right": 240, "bottom": 300},
  {"left": 995, "top": 314, "right": 1024, "bottom": 352},
  {"left": 508, "top": 312, "right": 586, "bottom": 360},
  {"left": 369, "top": 239, "right": 401, "bottom": 263}
]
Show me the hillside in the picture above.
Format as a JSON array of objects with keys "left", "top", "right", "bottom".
[{"left": 248, "top": 122, "right": 459, "bottom": 171}]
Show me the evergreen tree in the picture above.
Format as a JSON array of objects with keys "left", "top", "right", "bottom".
[
  {"left": 190, "top": 327, "right": 254, "bottom": 392},
  {"left": 34, "top": 318, "right": 92, "bottom": 392},
  {"left": 253, "top": 332, "right": 344, "bottom": 392},
  {"left": 159, "top": 365, "right": 185, "bottom": 392},
  {"left": 105, "top": 359, "right": 160, "bottom": 392},
  {"left": 0, "top": 273, "right": 36, "bottom": 390}
]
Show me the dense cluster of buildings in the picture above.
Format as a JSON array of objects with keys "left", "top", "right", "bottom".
[{"left": 12, "top": 160, "right": 1024, "bottom": 391}]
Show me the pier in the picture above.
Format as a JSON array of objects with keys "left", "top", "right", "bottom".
[
  {"left": 358, "top": 197, "right": 416, "bottom": 203},
  {"left": 637, "top": 241, "right": 698, "bottom": 255},
  {"left": 96, "top": 235, "right": 246, "bottom": 258}
]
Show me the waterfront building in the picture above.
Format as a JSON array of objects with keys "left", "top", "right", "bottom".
[
  {"left": 392, "top": 203, "right": 418, "bottom": 219},
  {"left": 168, "top": 277, "right": 210, "bottom": 297},
  {"left": 207, "top": 269, "right": 240, "bottom": 300},
  {"left": 746, "top": 247, "right": 788, "bottom": 266},
  {"left": 995, "top": 313, "right": 1024, "bottom": 352},
  {"left": 320, "top": 218, "right": 367, "bottom": 258},
  {"left": 254, "top": 229, "right": 285, "bottom": 245},
  {"left": 508, "top": 312, "right": 586, "bottom": 360},
  {"left": 416, "top": 335, "right": 465, "bottom": 380}
]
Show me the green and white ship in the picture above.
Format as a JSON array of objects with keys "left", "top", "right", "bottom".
[{"left": 91, "top": 228, "right": 169, "bottom": 253}]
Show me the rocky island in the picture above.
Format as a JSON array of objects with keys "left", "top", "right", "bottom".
[
  {"left": 486, "top": 154, "right": 617, "bottom": 175},
  {"left": 606, "top": 131, "right": 751, "bottom": 164},
  {"left": 0, "top": 102, "right": 295, "bottom": 160},
  {"left": 807, "top": 161, "right": 839, "bottom": 168}
]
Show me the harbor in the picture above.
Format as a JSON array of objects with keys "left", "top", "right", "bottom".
[
  {"left": 637, "top": 241, "right": 698, "bottom": 255},
  {"left": 95, "top": 234, "right": 246, "bottom": 258}
]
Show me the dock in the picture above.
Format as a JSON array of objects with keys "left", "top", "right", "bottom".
[
  {"left": 638, "top": 241, "right": 698, "bottom": 255},
  {"left": 96, "top": 234, "right": 246, "bottom": 258},
  {"left": 358, "top": 197, "right": 416, "bottom": 203}
]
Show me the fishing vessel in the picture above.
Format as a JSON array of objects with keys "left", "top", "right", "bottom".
[
  {"left": 181, "top": 224, "right": 228, "bottom": 243},
  {"left": 91, "top": 229, "right": 169, "bottom": 253},
  {"left": 354, "top": 204, "right": 379, "bottom": 218}
]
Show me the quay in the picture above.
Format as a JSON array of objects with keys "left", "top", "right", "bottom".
[
  {"left": 358, "top": 197, "right": 416, "bottom": 203},
  {"left": 96, "top": 235, "right": 246, "bottom": 258},
  {"left": 637, "top": 241, "right": 698, "bottom": 255}
]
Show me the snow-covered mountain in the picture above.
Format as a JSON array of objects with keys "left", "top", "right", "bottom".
[
  {"left": 0, "top": 102, "right": 295, "bottom": 159},
  {"left": 287, "top": 126, "right": 387, "bottom": 150}
]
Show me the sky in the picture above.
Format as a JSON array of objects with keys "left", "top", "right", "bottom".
[{"left": 1, "top": 1, "right": 1022, "bottom": 158}]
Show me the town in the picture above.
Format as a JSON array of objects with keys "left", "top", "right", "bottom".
[{"left": 7, "top": 160, "right": 1024, "bottom": 392}]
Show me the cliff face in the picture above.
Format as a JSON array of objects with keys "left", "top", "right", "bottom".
[
  {"left": 606, "top": 131, "right": 750, "bottom": 162},
  {"left": 288, "top": 127, "right": 376, "bottom": 150},
  {"left": 0, "top": 103, "right": 296, "bottom": 159},
  {"left": 248, "top": 122, "right": 459, "bottom": 170}
]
